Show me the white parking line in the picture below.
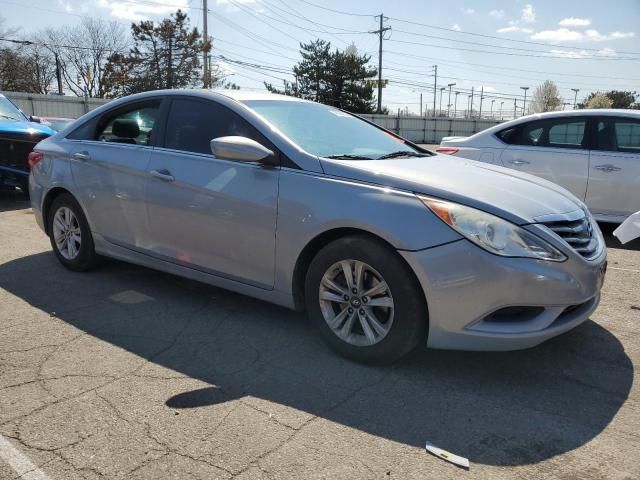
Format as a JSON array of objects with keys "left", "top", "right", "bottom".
[{"left": 0, "top": 435, "right": 51, "bottom": 480}]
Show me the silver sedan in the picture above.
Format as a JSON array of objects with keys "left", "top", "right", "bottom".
[{"left": 29, "top": 90, "right": 607, "bottom": 363}]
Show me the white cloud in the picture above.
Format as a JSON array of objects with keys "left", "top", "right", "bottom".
[
  {"left": 463, "top": 8, "right": 475, "bottom": 14},
  {"left": 98, "top": 0, "right": 190, "bottom": 21},
  {"left": 451, "top": 24, "right": 462, "bottom": 32},
  {"left": 57, "top": 0, "right": 73, "bottom": 12},
  {"left": 497, "top": 26, "right": 533, "bottom": 34},
  {"left": 521, "top": 4, "right": 536, "bottom": 23},
  {"left": 489, "top": 9, "right": 505, "bottom": 19},
  {"left": 559, "top": 17, "right": 591, "bottom": 27},
  {"left": 548, "top": 48, "right": 618, "bottom": 58},
  {"left": 531, "top": 28, "right": 635, "bottom": 42}
]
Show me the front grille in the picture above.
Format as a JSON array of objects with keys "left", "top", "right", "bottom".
[
  {"left": 540, "top": 211, "right": 600, "bottom": 260},
  {"left": 0, "top": 135, "right": 45, "bottom": 172}
]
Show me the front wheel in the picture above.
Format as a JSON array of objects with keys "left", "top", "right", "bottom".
[
  {"left": 305, "top": 235, "right": 427, "bottom": 364},
  {"left": 48, "top": 193, "right": 100, "bottom": 271}
]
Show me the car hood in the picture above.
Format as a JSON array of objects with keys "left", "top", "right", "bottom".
[
  {"left": 0, "top": 118, "right": 55, "bottom": 137},
  {"left": 320, "top": 154, "right": 583, "bottom": 225}
]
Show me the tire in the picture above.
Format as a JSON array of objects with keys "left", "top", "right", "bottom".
[
  {"left": 47, "top": 193, "right": 100, "bottom": 271},
  {"left": 305, "top": 235, "right": 427, "bottom": 364}
]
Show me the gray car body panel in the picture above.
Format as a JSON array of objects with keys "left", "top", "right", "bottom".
[{"left": 29, "top": 89, "right": 606, "bottom": 351}]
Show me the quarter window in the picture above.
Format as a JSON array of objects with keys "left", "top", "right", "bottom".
[
  {"left": 614, "top": 120, "right": 640, "bottom": 153},
  {"left": 164, "top": 98, "right": 272, "bottom": 156}
]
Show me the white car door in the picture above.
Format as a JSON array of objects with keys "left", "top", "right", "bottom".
[
  {"left": 586, "top": 116, "right": 640, "bottom": 219},
  {"left": 499, "top": 117, "right": 590, "bottom": 200}
]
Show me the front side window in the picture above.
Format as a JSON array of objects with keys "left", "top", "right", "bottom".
[
  {"left": 96, "top": 102, "right": 160, "bottom": 146},
  {"left": 242, "top": 100, "right": 423, "bottom": 159},
  {"left": 163, "top": 98, "right": 270, "bottom": 155},
  {"left": 614, "top": 119, "right": 640, "bottom": 153},
  {"left": 593, "top": 118, "right": 640, "bottom": 153}
]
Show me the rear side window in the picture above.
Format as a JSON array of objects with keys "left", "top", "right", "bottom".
[
  {"left": 96, "top": 102, "right": 160, "bottom": 146},
  {"left": 163, "top": 98, "right": 273, "bottom": 155},
  {"left": 499, "top": 118, "right": 585, "bottom": 149}
]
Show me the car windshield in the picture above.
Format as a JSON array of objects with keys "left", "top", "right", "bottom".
[
  {"left": 243, "top": 99, "right": 424, "bottom": 159},
  {"left": 0, "top": 96, "right": 27, "bottom": 121}
]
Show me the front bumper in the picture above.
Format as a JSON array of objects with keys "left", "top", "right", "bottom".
[{"left": 401, "top": 238, "right": 606, "bottom": 351}]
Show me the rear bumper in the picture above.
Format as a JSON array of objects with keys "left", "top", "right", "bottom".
[{"left": 401, "top": 239, "right": 606, "bottom": 351}]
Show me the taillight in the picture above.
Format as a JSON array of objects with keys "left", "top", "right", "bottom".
[
  {"left": 28, "top": 152, "right": 44, "bottom": 169},
  {"left": 435, "top": 147, "right": 460, "bottom": 155}
]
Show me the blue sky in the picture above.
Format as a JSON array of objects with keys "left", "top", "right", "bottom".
[{"left": 1, "top": 0, "right": 639, "bottom": 114}]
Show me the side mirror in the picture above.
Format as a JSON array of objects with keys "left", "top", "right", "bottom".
[
  {"left": 30, "top": 115, "right": 41, "bottom": 123},
  {"left": 210, "top": 136, "right": 276, "bottom": 165}
]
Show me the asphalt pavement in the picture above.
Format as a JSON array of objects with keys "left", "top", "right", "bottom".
[{"left": 0, "top": 188, "right": 638, "bottom": 479}]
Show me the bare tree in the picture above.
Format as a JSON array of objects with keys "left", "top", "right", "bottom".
[
  {"left": 530, "top": 80, "right": 562, "bottom": 113},
  {"left": 41, "top": 17, "right": 129, "bottom": 97}
]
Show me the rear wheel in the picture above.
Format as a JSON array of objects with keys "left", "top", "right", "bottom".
[
  {"left": 48, "top": 193, "right": 100, "bottom": 271},
  {"left": 305, "top": 235, "right": 427, "bottom": 364}
]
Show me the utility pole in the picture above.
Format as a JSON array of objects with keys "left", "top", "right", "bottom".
[
  {"left": 454, "top": 91, "right": 459, "bottom": 118},
  {"left": 513, "top": 98, "right": 517, "bottom": 119},
  {"left": 520, "top": 86, "right": 529, "bottom": 116},
  {"left": 439, "top": 87, "right": 445, "bottom": 116},
  {"left": 432, "top": 65, "right": 437, "bottom": 117},
  {"left": 470, "top": 86, "right": 474, "bottom": 118},
  {"left": 490, "top": 99, "right": 495, "bottom": 118},
  {"left": 571, "top": 88, "right": 580, "bottom": 109},
  {"left": 500, "top": 101, "right": 504, "bottom": 120},
  {"left": 419, "top": 92, "right": 423, "bottom": 117},
  {"left": 203, "top": 0, "right": 209, "bottom": 88},
  {"left": 371, "top": 14, "right": 390, "bottom": 113},
  {"left": 479, "top": 87, "right": 484, "bottom": 118},
  {"left": 54, "top": 52, "right": 63, "bottom": 95},
  {"left": 447, "top": 83, "right": 455, "bottom": 117}
]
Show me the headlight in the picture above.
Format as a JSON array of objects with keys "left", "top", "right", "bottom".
[{"left": 419, "top": 196, "right": 566, "bottom": 262}]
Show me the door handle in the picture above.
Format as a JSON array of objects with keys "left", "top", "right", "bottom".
[
  {"left": 593, "top": 164, "right": 621, "bottom": 172},
  {"left": 150, "top": 169, "right": 175, "bottom": 182},
  {"left": 72, "top": 151, "right": 90, "bottom": 162},
  {"left": 508, "top": 159, "right": 530, "bottom": 166}
]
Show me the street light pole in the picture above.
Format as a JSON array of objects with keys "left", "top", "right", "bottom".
[
  {"left": 571, "top": 88, "right": 580, "bottom": 109},
  {"left": 490, "top": 99, "right": 495, "bottom": 118},
  {"left": 446, "top": 83, "right": 456, "bottom": 117},
  {"left": 520, "top": 87, "right": 529, "bottom": 116},
  {"left": 454, "top": 91, "right": 459, "bottom": 118},
  {"left": 500, "top": 101, "right": 504, "bottom": 120},
  {"left": 439, "top": 87, "right": 445, "bottom": 116}
]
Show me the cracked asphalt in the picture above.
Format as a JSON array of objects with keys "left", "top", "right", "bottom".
[{"left": 0, "top": 188, "right": 639, "bottom": 479}]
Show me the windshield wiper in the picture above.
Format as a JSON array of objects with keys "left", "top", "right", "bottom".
[
  {"left": 377, "top": 150, "right": 431, "bottom": 159},
  {"left": 325, "top": 154, "right": 374, "bottom": 160}
]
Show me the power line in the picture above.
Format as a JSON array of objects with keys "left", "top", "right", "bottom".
[{"left": 294, "top": 0, "right": 375, "bottom": 18}]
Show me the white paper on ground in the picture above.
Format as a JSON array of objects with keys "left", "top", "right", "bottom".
[
  {"left": 613, "top": 211, "right": 640, "bottom": 244},
  {"left": 425, "top": 441, "right": 470, "bottom": 469}
]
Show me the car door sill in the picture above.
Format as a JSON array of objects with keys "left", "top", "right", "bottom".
[{"left": 101, "top": 235, "right": 274, "bottom": 291}]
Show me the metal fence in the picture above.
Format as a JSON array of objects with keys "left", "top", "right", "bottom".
[
  {"left": 1, "top": 91, "right": 110, "bottom": 118},
  {"left": 360, "top": 114, "right": 503, "bottom": 144},
  {"left": 1, "top": 91, "right": 503, "bottom": 143}
]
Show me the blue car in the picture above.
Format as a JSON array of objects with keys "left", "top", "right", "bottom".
[{"left": 0, "top": 93, "right": 55, "bottom": 194}]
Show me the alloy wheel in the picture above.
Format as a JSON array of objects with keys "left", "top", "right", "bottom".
[
  {"left": 318, "top": 259, "right": 395, "bottom": 347},
  {"left": 52, "top": 206, "right": 82, "bottom": 260}
]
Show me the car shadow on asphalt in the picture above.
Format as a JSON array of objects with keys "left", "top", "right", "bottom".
[
  {"left": 0, "top": 188, "right": 29, "bottom": 213},
  {"left": 0, "top": 252, "right": 633, "bottom": 467}
]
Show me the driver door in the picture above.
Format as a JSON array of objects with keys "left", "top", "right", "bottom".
[{"left": 145, "top": 97, "right": 280, "bottom": 288}]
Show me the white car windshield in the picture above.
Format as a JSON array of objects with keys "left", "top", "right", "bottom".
[
  {"left": 0, "top": 96, "right": 27, "bottom": 121},
  {"left": 243, "top": 100, "right": 428, "bottom": 159}
]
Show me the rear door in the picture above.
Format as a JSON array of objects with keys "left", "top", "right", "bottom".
[
  {"left": 66, "top": 98, "right": 163, "bottom": 248},
  {"left": 499, "top": 117, "right": 590, "bottom": 200},
  {"left": 586, "top": 116, "right": 640, "bottom": 218},
  {"left": 145, "top": 96, "right": 280, "bottom": 288}
]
